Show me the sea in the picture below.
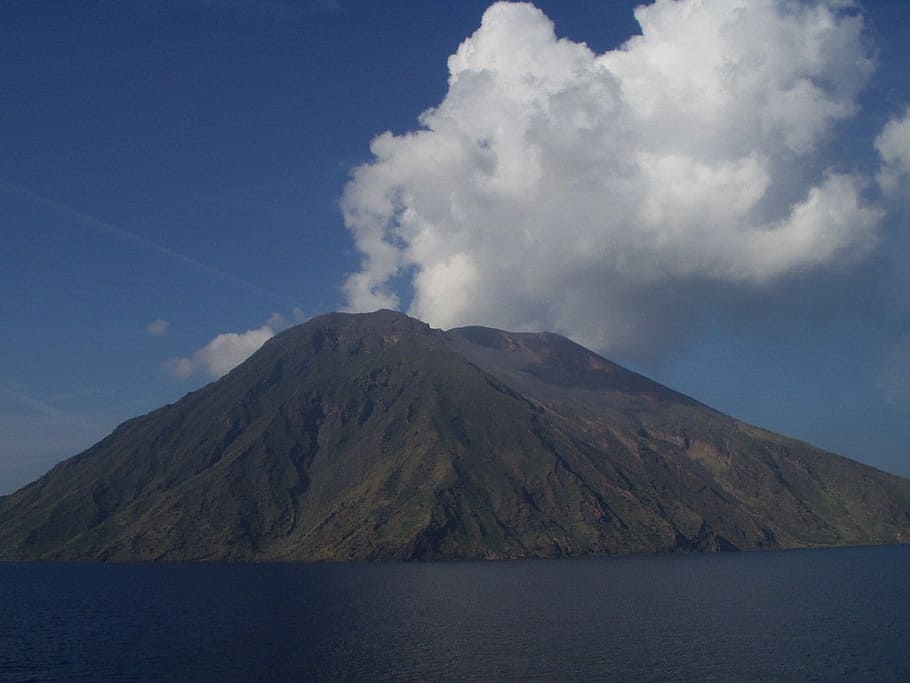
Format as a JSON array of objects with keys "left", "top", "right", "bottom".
[{"left": 2, "top": 545, "right": 909, "bottom": 681}]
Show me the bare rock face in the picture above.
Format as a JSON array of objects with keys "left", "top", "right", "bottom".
[{"left": 1, "top": 309, "right": 908, "bottom": 561}]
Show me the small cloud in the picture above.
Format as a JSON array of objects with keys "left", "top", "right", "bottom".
[
  {"left": 146, "top": 319, "right": 170, "bottom": 336},
  {"left": 265, "top": 312, "right": 286, "bottom": 330},
  {"left": 165, "top": 323, "right": 275, "bottom": 380},
  {"left": 264, "top": 307, "right": 307, "bottom": 331},
  {"left": 876, "top": 106, "right": 910, "bottom": 197}
]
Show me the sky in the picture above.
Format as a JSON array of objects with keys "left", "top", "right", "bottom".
[{"left": 2, "top": 0, "right": 910, "bottom": 495}]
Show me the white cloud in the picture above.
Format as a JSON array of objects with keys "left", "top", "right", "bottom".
[
  {"left": 876, "top": 107, "right": 910, "bottom": 196},
  {"left": 164, "top": 309, "right": 306, "bottom": 380},
  {"left": 341, "top": 0, "right": 882, "bottom": 357},
  {"left": 265, "top": 307, "right": 308, "bottom": 330},
  {"left": 146, "top": 319, "right": 170, "bottom": 336},
  {"left": 166, "top": 324, "right": 276, "bottom": 380}
]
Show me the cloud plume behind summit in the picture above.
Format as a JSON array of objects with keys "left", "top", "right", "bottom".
[{"left": 341, "top": 0, "right": 888, "bottom": 358}]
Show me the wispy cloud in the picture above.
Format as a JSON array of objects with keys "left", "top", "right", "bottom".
[
  {"left": 0, "top": 179, "right": 304, "bottom": 310},
  {"left": 0, "top": 411, "right": 109, "bottom": 495},
  {"left": 146, "top": 319, "right": 170, "bottom": 336},
  {"left": 0, "top": 386, "right": 105, "bottom": 435}
]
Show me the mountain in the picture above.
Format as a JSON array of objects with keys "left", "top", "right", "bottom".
[{"left": 1, "top": 309, "right": 908, "bottom": 561}]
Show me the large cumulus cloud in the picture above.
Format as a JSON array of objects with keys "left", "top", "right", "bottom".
[{"left": 341, "top": 0, "right": 883, "bottom": 356}]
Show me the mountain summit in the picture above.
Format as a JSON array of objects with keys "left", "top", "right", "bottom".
[{"left": 1, "top": 310, "right": 908, "bottom": 561}]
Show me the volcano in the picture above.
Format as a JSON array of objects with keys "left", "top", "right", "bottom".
[{"left": 1, "top": 309, "right": 908, "bottom": 561}]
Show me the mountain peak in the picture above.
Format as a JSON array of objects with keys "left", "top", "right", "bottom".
[{"left": 1, "top": 311, "right": 908, "bottom": 561}]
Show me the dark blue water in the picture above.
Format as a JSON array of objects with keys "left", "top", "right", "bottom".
[{"left": 2, "top": 545, "right": 909, "bottom": 681}]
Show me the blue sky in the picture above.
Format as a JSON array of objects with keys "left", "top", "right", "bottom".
[{"left": 2, "top": 0, "right": 909, "bottom": 494}]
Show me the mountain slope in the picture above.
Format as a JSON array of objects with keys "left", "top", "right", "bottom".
[{"left": 1, "top": 310, "right": 908, "bottom": 561}]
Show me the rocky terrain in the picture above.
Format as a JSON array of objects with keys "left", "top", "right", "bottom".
[{"left": 1, "top": 309, "right": 908, "bottom": 561}]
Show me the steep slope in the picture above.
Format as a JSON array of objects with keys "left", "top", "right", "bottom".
[
  {"left": 447, "top": 326, "right": 910, "bottom": 550},
  {"left": 0, "top": 310, "right": 908, "bottom": 561}
]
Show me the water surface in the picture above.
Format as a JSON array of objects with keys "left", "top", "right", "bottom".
[{"left": 2, "top": 545, "right": 909, "bottom": 681}]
